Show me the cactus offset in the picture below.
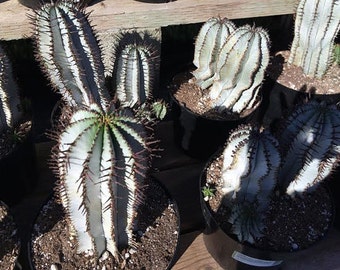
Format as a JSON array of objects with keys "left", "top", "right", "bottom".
[
  {"left": 220, "top": 124, "right": 280, "bottom": 243},
  {"left": 209, "top": 25, "right": 270, "bottom": 114},
  {"left": 112, "top": 32, "right": 160, "bottom": 108},
  {"left": 192, "top": 17, "right": 236, "bottom": 89},
  {"left": 33, "top": 0, "right": 110, "bottom": 109},
  {"left": 288, "top": 0, "right": 340, "bottom": 78},
  {"left": 53, "top": 103, "right": 153, "bottom": 259},
  {"left": 278, "top": 101, "right": 340, "bottom": 196},
  {"left": 0, "top": 45, "right": 23, "bottom": 134}
]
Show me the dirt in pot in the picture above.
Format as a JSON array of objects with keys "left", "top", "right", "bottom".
[
  {"left": 171, "top": 72, "right": 260, "bottom": 120},
  {"left": 30, "top": 179, "right": 179, "bottom": 270},
  {"left": 204, "top": 156, "right": 334, "bottom": 253},
  {"left": 267, "top": 50, "right": 340, "bottom": 95},
  {"left": 0, "top": 201, "right": 20, "bottom": 270}
]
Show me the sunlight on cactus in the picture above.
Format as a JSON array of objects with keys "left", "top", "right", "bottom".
[
  {"left": 221, "top": 124, "right": 280, "bottom": 243},
  {"left": 278, "top": 101, "right": 340, "bottom": 196},
  {"left": 52, "top": 103, "right": 153, "bottom": 260},
  {"left": 112, "top": 32, "right": 160, "bottom": 108},
  {"left": 0, "top": 44, "right": 22, "bottom": 134},
  {"left": 33, "top": 0, "right": 110, "bottom": 109},
  {"left": 288, "top": 0, "right": 340, "bottom": 78},
  {"left": 192, "top": 17, "right": 236, "bottom": 89},
  {"left": 33, "top": 0, "right": 162, "bottom": 262},
  {"left": 209, "top": 25, "right": 270, "bottom": 114}
]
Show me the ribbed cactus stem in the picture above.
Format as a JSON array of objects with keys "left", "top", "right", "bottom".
[
  {"left": 288, "top": 0, "right": 340, "bottom": 78},
  {"left": 221, "top": 124, "right": 280, "bottom": 243},
  {"left": 192, "top": 17, "right": 236, "bottom": 89},
  {"left": 278, "top": 101, "right": 340, "bottom": 196},
  {"left": 113, "top": 33, "right": 159, "bottom": 107},
  {"left": 55, "top": 103, "right": 151, "bottom": 259},
  {"left": 0, "top": 45, "right": 22, "bottom": 133},
  {"left": 34, "top": 1, "right": 110, "bottom": 109},
  {"left": 209, "top": 25, "right": 270, "bottom": 114}
]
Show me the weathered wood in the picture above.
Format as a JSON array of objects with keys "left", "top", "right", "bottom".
[{"left": 0, "top": 0, "right": 297, "bottom": 41}]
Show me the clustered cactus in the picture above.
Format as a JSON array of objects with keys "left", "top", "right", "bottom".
[
  {"left": 0, "top": 44, "right": 23, "bottom": 134},
  {"left": 33, "top": 0, "right": 160, "bottom": 261},
  {"left": 288, "top": 0, "right": 340, "bottom": 78},
  {"left": 191, "top": 18, "right": 270, "bottom": 115},
  {"left": 212, "top": 100, "right": 340, "bottom": 244}
]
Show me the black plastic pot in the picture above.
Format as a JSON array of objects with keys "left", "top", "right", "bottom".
[
  {"left": 200, "top": 160, "right": 335, "bottom": 269},
  {"left": 170, "top": 74, "right": 261, "bottom": 160},
  {"left": 261, "top": 75, "right": 340, "bottom": 132},
  {"left": 28, "top": 178, "right": 180, "bottom": 270},
  {"left": 0, "top": 129, "right": 37, "bottom": 206}
]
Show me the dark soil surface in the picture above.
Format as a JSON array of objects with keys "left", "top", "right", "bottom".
[
  {"left": 203, "top": 155, "right": 334, "bottom": 252},
  {"left": 0, "top": 200, "right": 20, "bottom": 270},
  {"left": 267, "top": 50, "right": 340, "bottom": 95},
  {"left": 30, "top": 179, "right": 179, "bottom": 270}
]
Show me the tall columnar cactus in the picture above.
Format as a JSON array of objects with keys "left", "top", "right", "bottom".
[
  {"left": 209, "top": 25, "right": 270, "bottom": 114},
  {"left": 220, "top": 124, "right": 281, "bottom": 243},
  {"left": 112, "top": 32, "right": 160, "bottom": 108},
  {"left": 0, "top": 44, "right": 22, "bottom": 134},
  {"left": 278, "top": 101, "right": 340, "bottom": 196},
  {"left": 288, "top": 0, "right": 340, "bottom": 78},
  {"left": 53, "top": 103, "right": 153, "bottom": 260},
  {"left": 192, "top": 17, "right": 236, "bottom": 89},
  {"left": 33, "top": 0, "right": 111, "bottom": 109}
]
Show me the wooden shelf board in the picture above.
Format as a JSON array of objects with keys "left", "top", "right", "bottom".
[{"left": 0, "top": 0, "right": 297, "bottom": 40}]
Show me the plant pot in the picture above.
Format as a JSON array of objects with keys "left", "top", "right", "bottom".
[
  {"left": 262, "top": 50, "right": 340, "bottom": 130},
  {"left": 0, "top": 121, "right": 37, "bottom": 206},
  {"left": 28, "top": 178, "right": 180, "bottom": 270},
  {"left": 170, "top": 72, "right": 261, "bottom": 160},
  {"left": 200, "top": 155, "right": 335, "bottom": 269},
  {"left": 0, "top": 200, "right": 20, "bottom": 270}
]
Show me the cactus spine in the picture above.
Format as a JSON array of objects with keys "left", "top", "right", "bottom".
[
  {"left": 288, "top": 0, "right": 340, "bottom": 78},
  {"left": 221, "top": 124, "right": 280, "bottom": 243},
  {"left": 54, "top": 103, "right": 152, "bottom": 259},
  {"left": 192, "top": 17, "right": 236, "bottom": 89},
  {"left": 33, "top": 1, "right": 110, "bottom": 109},
  {"left": 112, "top": 32, "right": 160, "bottom": 108},
  {"left": 278, "top": 101, "right": 340, "bottom": 196},
  {"left": 0, "top": 45, "right": 22, "bottom": 134},
  {"left": 209, "top": 25, "right": 270, "bottom": 114}
]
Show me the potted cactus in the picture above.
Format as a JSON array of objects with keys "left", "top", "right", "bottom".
[
  {"left": 200, "top": 100, "right": 339, "bottom": 269},
  {"left": 28, "top": 1, "right": 179, "bottom": 269},
  {"left": 263, "top": 0, "right": 340, "bottom": 128},
  {"left": 170, "top": 17, "right": 270, "bottom": 159},
  {"left": 0, "top": 43, "right": 36, "bottom": 206},
  {"left": 0, "top": 200, "right": 20, "bottom": 270}
]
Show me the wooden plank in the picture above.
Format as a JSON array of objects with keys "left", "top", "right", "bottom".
[{"left": 0, "top": 0, "right": 298, "bottom": 41}]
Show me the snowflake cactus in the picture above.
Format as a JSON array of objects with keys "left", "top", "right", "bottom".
[
  {"left": 33, "top": 0, "right": 111, "bottom": 109},
  {"left": 52, "top": 103, "right": 153, "bottom": 260},
  {"left": 209, "top": 25, "right": 270, "bottom": 114},
  {"left": 278, "top": 101, "right": 340, "bottom": 196},
  {"left": 192, "top": 17, "right": 236, "bottom": 89},
  {"left": 288, "top": 0, "right": 340, "bottom": 78},
  {"left": 220, "top": 124, "right": 281, "bottom": 243},
  {"left": 0, "top": 44, "right": 23, "bottom": 134}
]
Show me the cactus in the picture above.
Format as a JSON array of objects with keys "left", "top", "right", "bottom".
[
  {"left": 0, "top": 44, "right": 23, "bottom": 134},
  {"left": 209, "top": 25, "right": 270, "bottom": 114},
  {"left": 53, "top": 102, "right": 153, "bottom": 260},
  {"left": 288, "top": 0, "right": 340, "bottom": 78},
  {"left": 192, "top": 17, "right": 236, "bottom": 89},
  {"left": 220, "top": 124, "right": 281, "bottom": 243},
  {"left": 33, "top": 0, "right": 110, "bottom": 109},
  {"left": 278, "top": 100, "right": 340, "bottom": 196},
  {"left": 112, "top": 32, "right": 160, "bottom": 108}
]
